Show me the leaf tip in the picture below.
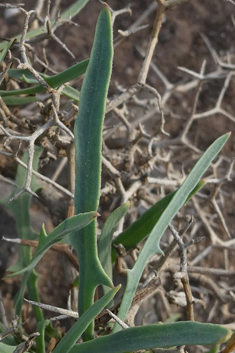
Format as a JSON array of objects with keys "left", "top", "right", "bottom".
[
  {"left": 3, "top": 272, "right": 13, "bottom": 279},
  {"left": 100, "top": 1, "right": 112, "bottom": 17},
  {"left": 114, "top": 284, "right": 122, "bottom": 293},
  {"left": 218, "top": 328, "right": 233, "bottom": 346},
  {"left": 100, "top": 1, "right": 110, "bottom": 9},
  {"left": 220, "top": 330, "right": 235, "bottom": 353},
  {"left": 223, "top": 131, "right": 231, "bottom": 141},
  {"left": 200, "top": 179, "right": 206, "bottom": 185}
]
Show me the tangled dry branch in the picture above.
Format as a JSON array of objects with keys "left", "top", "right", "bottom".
[{"left": 0, "top": 0, "right": 235, "bottom": 343}]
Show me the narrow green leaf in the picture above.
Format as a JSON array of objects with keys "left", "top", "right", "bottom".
[
  {"left": 0, "top": 323, "right": 19, "bottom": 346},
  {"left": 36, "top": 320, "right": 62, "bottom": 353},
  {"left": 163, "top": 313, "right": 181, "bottom": 324},
  {"left": 1, "top": 85, "right": 46, "bottom": 97},
  {"left": 0, "top": 38, "right": 15, "bottom": 64},
  {"left": 36, "top": 320, "right": 49, "bottom": 353},
  {"left": 1, "top": 147, "right": 43, "bottom": 320},
  {"left": 7, "top": 59, "right": 89, "bottom": 86},
  {"left": 62, "top": 86, "right": 80, "bottom": 101},
  {"left": 98, "top": 202, "right": 130, "bottom": 291},
  {"left": 53, "top": 285, "right": 120, "bottom": 353},
  {"left": 0, "top": 0, "right": 90, "bottom": 51},
  {"left": 112, "top": 180, "right": 205, "bottom": 258},
  {"left": 7, "top": 69, "right": 45, "bottom": 83},
  {"left": 6, "top": 212, "right": 97, "bottom": 315},
  {"left": 7, "top": 212, "right": 97, "bottom": 278},
  {"left": 0, "top": 343, "right": 28, "bottom": 353},
  {"left": 69, "top": 322, "right": 231, "bottom": 353},
  {"left": 1, "top": 86, "right": 80, "bottom": 103},
  {"left": 114, "top": 133, "right": 230, "bottom": 332},
  {"left": 2, "top": 95, "right": 38, "bottom": 106},
  {"left": 45, "top": 58, "right": 89, "bottom": 87},
  {"left": 69, "top": 5, "right": 113, "bottom": 340},
  {"left": 207, "top": 346, "right": 220, "bottom": 353},
  {"left": 1, "top": 59, "right": 89, "bottom": 103},
  {"left": 22, "top": 73, "right": 31, "bottom": 83}
]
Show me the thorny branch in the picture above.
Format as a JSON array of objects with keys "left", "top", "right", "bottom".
[
  {"left": 0, "top": 0, "right": 235, "bottom": 344},
  {"left": 168, "top": 223, "right": 195, "bottom": 321},
  {"left": 0, "top": 6, "right": 75, "bottom": 201}
]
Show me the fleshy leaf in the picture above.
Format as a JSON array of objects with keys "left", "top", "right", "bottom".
[
  {"left": 113, "top": 133, "right": 230, "bottom": 332},
  {"left": 69, "top": 322, "right": 231, "bottom": 353},
  {"left": 69, "top": 5, "right": 114, "bottom": 340},
  {"left": 0, "top": 343, "right": 29, "bottom": 353},
  {"left": 2, "top": 59, "right": 89, "bottom": 103},
  {"left": 52, "top": 286, "right": 120, "bottom": 353},
  {"left": 36, "top": 319, "right": 62, "bottom": 353},
  {"left": 98, "top": 201, "right": 129, "bottom": 296},
  {"left": 7, "top": 212, "right": 97, "bottom": 314},
  {"left": 2, "top": 96, "right": 38, "bottom": 106},
  {"left": 112, "top": 180, "right": 205, "bottom": 258},
  {"left": 6, "top": 212, "right": 97, "bottom": 278},
  {"left": 1, "top": 147, "right": 43, "bottom": 320},
  {"left": 0, "top": 39, "right": 15, "bottom": 64}
]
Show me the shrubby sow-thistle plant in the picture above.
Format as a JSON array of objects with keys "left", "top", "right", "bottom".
[{"left": 0, "top": 3, "right": 233, "bottom": 353}]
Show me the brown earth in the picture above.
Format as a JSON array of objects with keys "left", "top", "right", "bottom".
[{"left": 0, "top": 0, "right": 235, "bottom": 349}]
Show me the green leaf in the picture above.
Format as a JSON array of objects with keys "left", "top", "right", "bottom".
[
  {"left": 7, "top": 58, "right": 88, "bottom": 86},
  {"left": 113, "top": 133, "right": 230, "bottom": 332},
  {"left": 1, "top": 58, "right": 89, "bottom": 104},
  {"left": 36, "top": 320, "right": 49, "bottom": 353},
  {"left": 6, "top": 69, "right": 40, "bottom": 83},
  {"left": 0, "top": 39, "right": 15, "bottom": 64},
  {"left": 7, "top": 59, "right": 89, "bottom": 85},
  {"left": 1, "top": 85, "right": 46, "bottom": 97},
  {"left": 0, "top": 323, "right": 19, "bottom": 347},
  {"left": 36, "top": 320, "right": 62, "bottom": 353},
  {"left": 69, "top": 322, "right": 231, "bottom": 353},
  {"left": 53, "top": 285, "right": 120, "bottom": 353},
  {"left": 1, "top": 87, "right": 80, "bottom": 104},
  {"left": 6, "top": 211, "right": 97, "bottom": 314},
  {"left": 163, "top": 313, "right": 181, "bottom": 324},
  {"left": 2, "top": 95, "right": 38, "bottom": 106},
  {"left": 3, "top": 146, "right": 42, "bottom": 275},
  {"left": 0, "top": 0, "right": 90, "bottom": 51},
  {"left": 45, "top": 58, "right": 89, "bottom": 88},
  {"left": 1, "top": 147, "right": 43, "bottom": 320},
  {"left": 69, "top": 5, "right": 113, "bottom": 340},
  {"left": 0, "top": 343, "right": 29, "bottom": 353},
  {"left": 98, "top": 202, "right": 129, "bottom": 298},
  {"left": 62, "top": 86, "right": 81, "bottom": 101},
  {"left": 7, "top": 212, "right": 97, "bottom": 278},
  {"left": 112, "top": 179, "right": 205, "bottom": 258},
  {"left": 207, "top": 345, "right": 220, "bottom": 353}
]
